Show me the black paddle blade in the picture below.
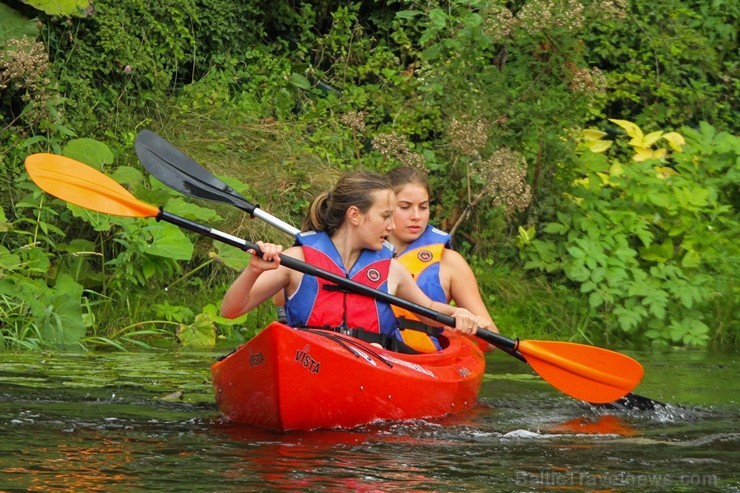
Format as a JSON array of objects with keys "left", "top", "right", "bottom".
[
  {"left": 601, "top": 392, "right": 665, "bottom": 411},
  {"left": 134, "top": 130, "right": 256, "bottom": 213}
]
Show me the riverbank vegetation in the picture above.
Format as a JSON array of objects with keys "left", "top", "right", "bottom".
[{"left": 1, "top": 0, "right": 737, "bottom": 350}]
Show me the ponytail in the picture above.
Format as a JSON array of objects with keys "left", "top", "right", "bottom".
[{"left": 302, "top": 172, "right": 392, "bottom": 236}]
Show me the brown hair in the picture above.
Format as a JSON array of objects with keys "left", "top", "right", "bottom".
[
  {"left": 386, "top": 166, "right": 431, "bottom": 197},
  {"left": 302, "top": 171, "right": 393, "bottom": 236}
]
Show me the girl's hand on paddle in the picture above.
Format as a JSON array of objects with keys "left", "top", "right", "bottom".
[
  {"left": 247, "top": 241, "right": 283, "bottom": 272},
  {"left": 450, "top": 308, "right": 490, "bottom": 335}
]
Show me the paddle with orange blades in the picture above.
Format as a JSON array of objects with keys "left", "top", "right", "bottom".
[
  {"left": 25, "top": 153, "right": 645, "bottom": 405},
  {"left": 133, "top": 131, "right": 660, "bottom": 410}
]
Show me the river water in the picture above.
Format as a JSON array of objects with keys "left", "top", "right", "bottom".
[{"left": 0, "top": 347, "right": 737, "bottom": 492}]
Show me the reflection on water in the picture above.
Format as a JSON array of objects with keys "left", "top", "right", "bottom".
[
  {"left": 545, "top": 414, "right": 639, "bottom": 436},
  {"left": 0, "top": 349, "right": 737, "bottom": 492}
]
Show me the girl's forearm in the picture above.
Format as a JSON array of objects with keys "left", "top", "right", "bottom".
[{"left": 221, "top": 266, "right": 262, "bottom": 318}]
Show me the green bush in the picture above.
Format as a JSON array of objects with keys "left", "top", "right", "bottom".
[
  {"left": 583, "top": 0, "right": 738, "bottom": 132},
  {"left": 1, "top": 0, "right": 737, "bottom": 348},
  {"left": 520, "top": 120, "right": 739, "bottom": 346}
]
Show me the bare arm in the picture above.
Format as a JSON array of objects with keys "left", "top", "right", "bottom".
[
  {"left": 221, "top": 242, "right": 300, "bottom": 319},
  {"left": 389, "top": 260, "right": 491, "bottom": 335},
  {"left": 441, "top": 250, "right": 499, "bottom": 333}
]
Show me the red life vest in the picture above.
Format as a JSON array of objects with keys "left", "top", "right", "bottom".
[{"left": 285, "top": 231, "right": 399, "bottom": 337}]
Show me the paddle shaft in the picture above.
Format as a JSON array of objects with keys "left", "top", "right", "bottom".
[{"left": 158, "top": 209, "right": 520, "bottom": 356}]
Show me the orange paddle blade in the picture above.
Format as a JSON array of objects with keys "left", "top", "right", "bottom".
[
  {"left": 24, "top": 153, "right": 160, "bottom": 218},
  {"left": 518, "top": 340, "right": 643, "bottom": 403}
]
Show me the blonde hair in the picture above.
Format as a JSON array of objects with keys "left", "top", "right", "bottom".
[{"left": 302, "top": 171, "right": 393, "bottom": 236}]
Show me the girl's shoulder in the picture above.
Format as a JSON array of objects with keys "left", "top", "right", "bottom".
[
  {"left": 283, "top": 245, "right": 305, "bottom": 261},
  {"left": 441, "top": 247, "right": 467, "bottom": 265}
]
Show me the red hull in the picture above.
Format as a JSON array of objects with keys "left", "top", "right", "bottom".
[{"left": 211, "top": 322, "right": 485, "bottom": 431}]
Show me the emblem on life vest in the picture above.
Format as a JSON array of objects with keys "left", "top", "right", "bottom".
[
  {"left": 366, "top": 268, "right": 381, "bottom": 282},
  {"left": 417, "top": 250, "right": 433, "bottom": 262}
]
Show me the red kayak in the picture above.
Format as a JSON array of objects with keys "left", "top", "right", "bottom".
[{"left": 211, "top": 322, "right": 486, "bottom": 431}]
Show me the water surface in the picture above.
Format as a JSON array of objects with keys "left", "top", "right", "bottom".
[{"left": 0, "top": 347, "right": 737, "bottom": 492}]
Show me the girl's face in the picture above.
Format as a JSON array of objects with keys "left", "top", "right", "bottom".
[
  {"left": 357, "top": 189, "right": 396, "bottom": 250},
  {"left": 392, "top": 183, "right": 430, "bottom": 245}
]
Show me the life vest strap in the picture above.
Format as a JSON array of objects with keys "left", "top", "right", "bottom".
[{"left": 396, "top": 317, "right": 443, "bottom": 337}]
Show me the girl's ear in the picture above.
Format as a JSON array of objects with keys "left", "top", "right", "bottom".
[{"left": 346, "top": 205, "right": 361, "bottom": 226}]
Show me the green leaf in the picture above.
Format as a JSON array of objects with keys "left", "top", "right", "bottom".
[
  {"left": 688, "top": 188, "right": 709, "bottom": 207},
  {"left": 681, "top": 249, "right": 701, "bottom": 268},
  {"left": 588, "top": 291, "right": 603, "bottom": 308},
  {"left": 639, "top": 239, "right": 673, "bottom": 263},
  {"left": 612, "top": 246, "right": 637, "bottom": 262},
  {"left": 590, "top": 267, "right": 606, "bottom": 283},
  {"left": 647, "top": 193, "right": 671, "bottom": 208},
  {"left": 112, "top": 166, "right": 146, "bottom": 187},
  {"left": 63, "top": 138, "right": 114, "bottom": 170},
  {"left": 523, "top": 260, "right": 545, "bottom": 271},
  {"left": 289, "top": 73, "right": 311, "bottom": 90},
  {"left": 641, "top": 289, "right": 668, "bottom": 319},
  {"left": 68, "top": 204, "right": 115, "bottom": 231},
  {"left": 164, "top": 197, "right": 222, "bottom": 223},
  {"left": 633, "top": 221, "right": 654, "bottom": 247},
  {"left": 580, "top": 280, "right": 596, "bottom": 293},
  {"left": 543, "top": 222, "right": 568, "bottom": 234},
  {"left": 516, "top": 225, "right": 535, "bottom": 245},
  {"left": 531, "top": 239, "right": 558, "bottom": 263},
  {"left": 613, "top": 304, "right": 646, "bottom": 332},
  {"left": 670, "top": 283, "right": 699, "bottom": 309},
  {"left": 667, "top": 222, "right": 688, "bottom": 236},
  {"left": 152, "top": 300, "right": 194, "bottom": 323},
  {"left": 421, "top": 44, "right": 442, "bottom": 61},
  {"left": 604, "top": 266, "right": 630, "bottom": 286},
  {"left": 202, "top": 302, "right": 248, "bottom": 327},
  {"left": 23, "top": 0, "right": 89, "bottom": 16},
  {"left": 555, "top": 212, "right": 572, "bottom": 228},
  {"left": 214, "top": 243, "right": 250, "bottom": 271},
  {"left": 428, "top": 8, "right": 448, "bottom": 28},
  {"left": 0, "top": 4, "right": 38, "bottom": 44},
  {"left": 40, "top": 274, "right": 86, "bottom": 346},
  {"left": 396, "top": 10, "right": 421, "bottom": 19},
  {"left": 627, "top": 278, "right": 652, "bottom": 297},
  {"left": 0, "top": 206, "right": 11, "bottom": 232},
  {"left": 669, "top": 318, "right": 709, "bottom": 345},
  {"left": 566, "top": 245, "right": 585, "bottom": 258},
  {"left": 564, "top": 260, "right": 590, "bottom": 282},
  {"left": 141, "top": 222, "right": 194, "bottom": 260},
  {"left": 177, "top": 313, "right": 216, "bottom": 347},
  {"left": 274, "top": 88, "right": 294, "bottom": 119},
  {"left": 19, "top": 245, "right": 50, "bottom": 274},
  {"left": 574, "top": 237, "right": 608, "bottom": 269},
  {"left": 0, "top": 245, "right": 21, "bottom": 270}
]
